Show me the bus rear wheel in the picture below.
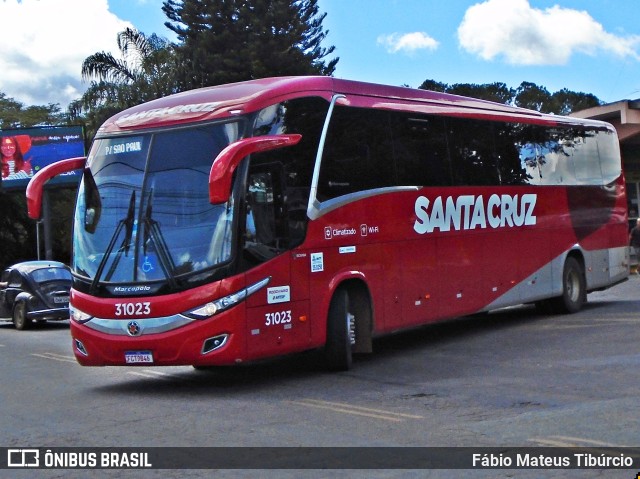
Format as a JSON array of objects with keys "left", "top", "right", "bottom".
[
  {"left": 324, "top": 288, "right": 356, "bottom": 371},
  {"left": 551, "top": 256, "right": 586, "bottom": 314}
]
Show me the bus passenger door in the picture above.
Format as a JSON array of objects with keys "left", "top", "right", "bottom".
[{"left": 243, "top": 162, "right": 311, "bottom": 360}]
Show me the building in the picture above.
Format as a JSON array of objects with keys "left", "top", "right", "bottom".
[{"left": 571, "top": 100, "right": 640, "bottom": 223}]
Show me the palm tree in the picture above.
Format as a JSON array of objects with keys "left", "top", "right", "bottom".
[{"left": 73, "top": 28, "right": 179, "bottom": 139}]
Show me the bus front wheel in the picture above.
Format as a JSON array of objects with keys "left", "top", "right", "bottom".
[{"left": 324, "top": 288, "right": 356, "bottom": 371}]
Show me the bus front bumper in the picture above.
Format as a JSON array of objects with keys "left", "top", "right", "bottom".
[{"left": 70, "top": 309, "right": 245, "bottom": 367}]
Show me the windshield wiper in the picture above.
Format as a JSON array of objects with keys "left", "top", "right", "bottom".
[
  {"left": 90, "top": 190, "right": 136, "bottom": 292},
  {"left": 142, "top": 189, "right": 178, "bottom": 288}
]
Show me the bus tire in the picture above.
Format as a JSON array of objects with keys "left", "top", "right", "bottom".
[
  {"left": 550, "top": 256, "right": 586, "bottom": 314},
  {"left": 13, "top": 302, "right": 31, "bottom": 330},
  {"left": 324, "top": 288, "right": 355, "bottom": 371}
]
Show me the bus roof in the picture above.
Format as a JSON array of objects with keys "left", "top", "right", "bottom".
[{"left": 98, "top": 76, "right": 611, "bottom": 134}]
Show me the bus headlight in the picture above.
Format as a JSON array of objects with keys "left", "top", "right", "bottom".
[
  {"left": 185, "top": 277, "right": 270, "bottom": 320},
  {"left": 70, "top": 305, "right": 93, "bottom": 324}
]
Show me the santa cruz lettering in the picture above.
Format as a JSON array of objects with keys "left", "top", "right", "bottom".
[{"left": 413, "top": 193, "right": 537, "bottom": 234}]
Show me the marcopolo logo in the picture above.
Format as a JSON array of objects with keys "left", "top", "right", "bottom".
[{"left": 413, "top": 193, "right": 537, "bottom": 235}]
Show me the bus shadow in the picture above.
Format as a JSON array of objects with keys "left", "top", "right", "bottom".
[
  {"left": 93, "top": 350, "right": 330, "bottom": 396},
  {"left": 94, "top": 302, "right": 584, "bottom": 396}
]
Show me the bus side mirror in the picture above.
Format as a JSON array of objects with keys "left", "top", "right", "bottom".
[
  {"left": 209, "top": 134, "right": 301, "bottom": 204},
  {"left": 26, "top": 156, "right": 86, "bottom": 219}
]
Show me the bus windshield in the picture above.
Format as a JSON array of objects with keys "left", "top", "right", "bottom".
[{"left": 73, "top": 122, "right": 242, "bottom": 287}]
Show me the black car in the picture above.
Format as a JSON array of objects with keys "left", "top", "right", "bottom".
[{"left": 0, "top": 261, "right": 72, "bottom": 330}]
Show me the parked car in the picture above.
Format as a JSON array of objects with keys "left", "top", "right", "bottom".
[{"left": 0, "top": 261, "right": 72, "bottom": 330}]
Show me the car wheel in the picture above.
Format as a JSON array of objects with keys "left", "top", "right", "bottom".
[{"left": 13, "top": 302, "right": 32, "bottom": 330}]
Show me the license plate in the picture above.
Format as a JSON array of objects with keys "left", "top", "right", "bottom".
[
  {"left": 125, "top": 351, "right": 154, "bottom": 364},
  {"left": 53, "top": 296, "right": 69, "bottom": 304}
]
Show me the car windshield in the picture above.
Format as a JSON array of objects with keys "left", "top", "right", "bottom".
[
  {"left": 31, "top": 267, "right": 72, "bottom": 283},
  {"left": 72, "top": 121, "right": 242, "bottom": 287}
]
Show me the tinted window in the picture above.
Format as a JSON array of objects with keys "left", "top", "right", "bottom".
[
  {"left": 251, "top": 96, "right": 328, "bottom": 201},
  {"left": 597, "top": 129, "right": 622, "bottom": 184},
  {"left": 446, "top": 118, "right": 499, "bottom": 186},
  {"left": 494, "top": 122, "right": 530, "bottom": 185},
  {"left": 510, "top": 126, "right": 611, "bottom": 186},
  {"left": 389, "top": 113, "right": 451, "bottom": 187},
  {"left": 315, "top": 105, "right": 619, "bottom": 195},
  {"left": 512, "top": 124, "right": 569, "bottom": 185},
  {"left": 244, "top": 97, "right": 329, "bottom": 264},
  {"left": 318, "top": 106, "right": 395, "bottom": 201},
  {"left": 571, "top": 130, "right": 603, "bottom": 184},
  {"left": 74, "top": 122, "right": 241, "bottom": 284}
]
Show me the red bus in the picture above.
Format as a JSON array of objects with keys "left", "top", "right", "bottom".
[{"left": 27, "top": 76, "right": 629, "bottom": 371}]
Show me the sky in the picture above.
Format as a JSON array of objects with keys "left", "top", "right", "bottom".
[{"left": 1, "top": 0, "right": 639, "bottom": 110}]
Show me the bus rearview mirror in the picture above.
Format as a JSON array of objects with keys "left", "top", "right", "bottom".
[
  {"left": 26, "top": 156, "right": 87, "bottom": 219},
  {"left": 209, "top": 134, "right": 301, "bottom": 204}
]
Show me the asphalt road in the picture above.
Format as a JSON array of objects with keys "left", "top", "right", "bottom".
[{"left": 1, "top": 276, "right": 639, "bottom": 479}]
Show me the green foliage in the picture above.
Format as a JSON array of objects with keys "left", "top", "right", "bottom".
[
  {"left": 162, "top": 0, "right": 339, "bottom": 90},
  {"left": 0, "top": 191, "right": 36, "bottom": 269},
  {"left": 74, "top": 28, "right": 180, "bottom": 140},
  {"left": 550, "top": 88, "right": 602, "bottom": 116},
  {"left": 0, "top": 92, "right": 64, "bottom": 128},
  {"left": 0, "top": 188, "right": 76, "bottom": 269},
  {"left": 418, "top": 79, "right": 448, "bottom": 93},
  {"left": 419, "top": 79, "right": 602, "bottom": 114},
  {"left": 449, "top": 82, "right": 515, "bottom": 105},
  {"left": 514, "top": 81, "right": 554, "bottom": 112}
]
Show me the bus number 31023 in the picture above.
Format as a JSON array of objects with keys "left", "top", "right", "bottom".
[
  {"left": 115, "top": 302, "right": 152, "bottom": 317},
  {"left": 265, "top": 310, "right": 292, "bottom": 326}
]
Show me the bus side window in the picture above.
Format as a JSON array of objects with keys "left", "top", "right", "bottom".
[
  {"left": 597, "top": 129, "right": 622, "bottom": 184},
  {"left": 494, "top": 122, "right": 530, "bottom": 185},
  {"left": 241, "top": 96, "right": 325, "bottom": 265},
  {"left": 514, "top": 125, "right": 577, "bottom": 185},
  {"left": 572, "top": 130, "right": 604, "bottom": 185},
  {"left": 446, "top": 117, "right": 500, "bottom": 186},
  {"left": 318, "top": 106, "right": 395, "bottom": 201},
  {"left": 244, "top": 164, "right": 286, "bottom": 263},
  {"left": 389, "top": 113, "right": 452, "bottom": 187}
]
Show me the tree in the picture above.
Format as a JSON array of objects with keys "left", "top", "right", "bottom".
[
  {"left": 550, "top": 89, "right": 601, "bottom": 116},
  {"left": 162, "top": 0, "right": 339, "bottom": 90},
  {"left": 0, "top": 191, "right": 36, "bottom": 269},
  {"left": 418, "top": 79, "right": 602, "bottom": 114},
  {"left": 447, "top": 82, "right": 514, "bottom": 105},
  {"left": 418, "top": 79, "right": 447, "bottom": 93},
  {"left": 75, "top": 28, "right": 179, "bottom": 139},
  {"left": 514, "top": 81, "right": 554, "bottom": 112},
  {"left": 0, "top": 92, "right": 63, "bottom": 128}
]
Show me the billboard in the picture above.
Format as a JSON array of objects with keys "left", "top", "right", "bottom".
[{"left": 1, "top": 125, "right": 85, "bottom": 190}]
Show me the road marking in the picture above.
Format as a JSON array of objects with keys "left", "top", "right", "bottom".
[
  {"left": 31, "top": 352, "right": 76, "bottom": 363},
  {"left": 127, "top": 369, "right": 173, "bottom": 379},
  {"left": 542, "top": 318, "right": 639, "bottom": 330},
  {"left": 287, "top": 398, "right": 423, "bottom": 422},
  {"left": 532, "top": 435, "right": 630, "bottom": 448},
  {"left": 543, "top": 323, "right": 618, "bottom": 330},
  {"left": 31, "top": 352, "right": 77, "bottom": 364}
]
